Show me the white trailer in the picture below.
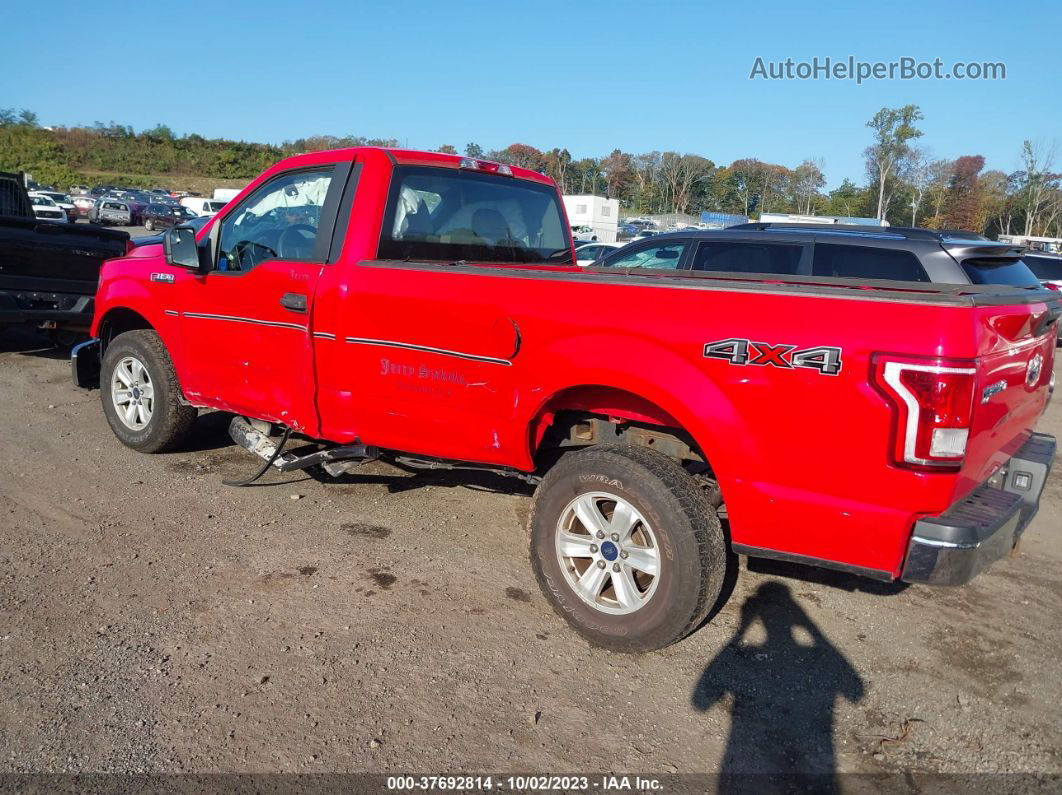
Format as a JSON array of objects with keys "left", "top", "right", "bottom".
[
  {"left": 213, "top": 187, "right": 242, "bottom": 203},
  {"left": 563, "top": 195, "right": 619, "bottom": 243},
  {"left": 998, "top": 234, "right": 1062, "bottom": 254}
]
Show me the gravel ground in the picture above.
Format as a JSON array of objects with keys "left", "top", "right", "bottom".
[{"left": 0, "top": 327, "right": 1060, "bottom": 779}]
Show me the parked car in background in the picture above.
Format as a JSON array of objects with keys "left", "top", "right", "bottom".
[
  {"left": 1025, "top": 252, "right": 1062, "bottom": 291},
  {"left": 629, "top": 228, "right": 658, "bottom": 243},
  {"left": 143, "top": 203, "right": 196, "bottom": 232},
  {"left": 89, "top": 199, "right": 132, "bottom": 226},
  {"left": 30, "top": 191, "right": 77, "bottom": 223},
  {"left": 130, "top": 214, "right": 213, "bottom": 247},
  {"left": 180, "top": 197, "right": 227, "bottom": 217},
  {"left": 571, "top": 224, "right": 597, "bottom": 242},
  {"left": 69, "top": 185, "right": 91, "bottom": 196},
  {"left": 574, "top": 242, "right": 620, "bottom": 265},
  {"left": 113, "top": 191, "right": 151, "bottom": 225},
  {"left": 597, "top": 224, "right": 1047, "bottom": 294},
  {"left": 1024, "top": 253, "right": 1062, "bottom": 344},
  {"left": 28, "top": 194, "right": 68, "bottom": 222},
  {"left": 71, "top": 195, "right": 97, "bottom": 220}
]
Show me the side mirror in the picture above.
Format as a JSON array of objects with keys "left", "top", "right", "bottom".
[{"left": 164, "top": 225, "right": 208, "bottom": 272}]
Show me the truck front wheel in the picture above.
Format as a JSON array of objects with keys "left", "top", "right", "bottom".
[
  {"left": 101, "top": 330, "right": 197, "bottom": 453},
  {"left": 529, "top": 445, "right": 727, "bottom": 652}
]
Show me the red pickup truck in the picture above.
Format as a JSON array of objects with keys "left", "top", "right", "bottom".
[{"left": 74, "top": 147, "right": 1059, "bottom": 652}]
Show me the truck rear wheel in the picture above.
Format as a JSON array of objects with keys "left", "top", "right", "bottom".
[
  {"left": 529, "top": 445, "right": 727, "bottom": 652},
  {"left": 101, "top": 330, "right": 197, "bottom": 453}
]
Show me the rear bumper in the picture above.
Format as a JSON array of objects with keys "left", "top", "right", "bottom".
[
  {"left": 0, "top": 290, "right": 95, "bottom": 329},
  {"left": 902, "top": 432, "right": 1056, "bottom": 585}
]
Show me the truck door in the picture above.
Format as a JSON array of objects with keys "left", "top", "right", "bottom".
[{"left": 174, "top": 165, "right": 347, "bottom": 434}]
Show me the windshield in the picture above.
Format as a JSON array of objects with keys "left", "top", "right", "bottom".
[
  {"left": 379, "top": 166, "right": 570, "bottom": 264},
  {"left": 32, "top": 196, "right": 55, "bottom": 206}
]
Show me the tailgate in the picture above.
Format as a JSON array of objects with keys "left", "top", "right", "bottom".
[{"left": 961, "top": 297, "right": 1059, "bottom": 493}]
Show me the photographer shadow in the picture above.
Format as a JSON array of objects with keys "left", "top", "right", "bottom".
[{"left": 692, "top": 581, "right": 864, "bottom": 792}]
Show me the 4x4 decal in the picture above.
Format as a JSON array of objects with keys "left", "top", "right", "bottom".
[{"left": 703, "top": 338, "right": 843, "bottom": 376}]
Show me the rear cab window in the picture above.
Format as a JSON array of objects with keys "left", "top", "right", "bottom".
[
  {"left": 812, "top": 243, "right": 929, "bottom": 282},
  {"left": 379, "top": 166, "right": 571, "bottom": 265}
]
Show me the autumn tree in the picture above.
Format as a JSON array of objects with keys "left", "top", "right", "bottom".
[
  {"left": 941, "top": 155, "right": 986, "bottom": 231},
  {"left": 599, "top": 149, "right": 634, "bottom": 199},
  {"left": 490, "top": 143, "right": 547, "bottom": 172}
]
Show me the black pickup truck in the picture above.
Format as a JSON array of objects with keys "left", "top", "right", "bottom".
[{"left": 0, "top": 171, "right": 131, "bottom": 339}]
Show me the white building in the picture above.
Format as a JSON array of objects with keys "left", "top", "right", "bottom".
[{"left": 563, "top": 195, "right": 619, "bottom": 243}]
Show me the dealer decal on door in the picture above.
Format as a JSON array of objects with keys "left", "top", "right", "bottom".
[{"left": 703, "top": 338, "right": 843, "bottom": 376}]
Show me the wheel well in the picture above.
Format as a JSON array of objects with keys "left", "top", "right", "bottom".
[
  {"left": 530, "top": 389, "right": 723, "bottom": 508},
  {"left": 98, "top": 308, "right": 153, "bottom": 351},
  {"left": 535, "top": 409, "right": 704, "bottom": 465},
  {"left": 530, "top": 385, "right": 709, "bottom": 469}
]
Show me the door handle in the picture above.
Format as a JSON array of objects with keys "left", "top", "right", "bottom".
[{"left": 280, "top": 292, "right": 307, "bottom": 313}]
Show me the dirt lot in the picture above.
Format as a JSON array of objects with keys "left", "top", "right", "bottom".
[{"left": 0, "top": 327, "right": 1060, "bottom": 779}]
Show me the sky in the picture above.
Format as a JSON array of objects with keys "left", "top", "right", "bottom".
[{"left": 2, "top": 0, "right": 1059, "bottom": 189}]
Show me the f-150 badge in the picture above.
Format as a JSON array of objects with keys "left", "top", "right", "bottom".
[{"left": 703, "top": 338, "right": 843, "bottom": 376}]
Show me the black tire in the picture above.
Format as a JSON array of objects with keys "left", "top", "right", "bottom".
[
  {"left": 100, "top": 330, "right": 197, "bottom": 453},
  {"left": 530, "top": 445, "right": 727, "bottom": 652}
]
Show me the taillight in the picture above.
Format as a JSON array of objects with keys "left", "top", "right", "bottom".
[
  {"left": 871, "top": 355, "right": 977, "bottom": 471},
  {"left": 1043, "top": 280, "right": 1061, "bottom": 291}
]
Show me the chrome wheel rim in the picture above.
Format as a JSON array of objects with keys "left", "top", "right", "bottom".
[
  {"left": 111, "top": 355, "right": 154, "bottom": 431},
  {"left": 555, "top": 491, "right": 661, "bottom": 615}
]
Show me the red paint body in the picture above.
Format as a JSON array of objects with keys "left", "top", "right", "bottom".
[{"left": 92, "top": 148, "right": 1057, "bottom": 578}]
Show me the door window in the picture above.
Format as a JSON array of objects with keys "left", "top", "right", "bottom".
[
  {"left": 603, "top": 242, "right": 687, "bottom": 269},
  {"left": 217, "top": 168, "right": 334, "bottom": 272},
  {"left": 812, "top": 243, "right": 929, "bottom": 282},
  {"left": 692, "top": 241, "right": 804, "bottom": 275}
]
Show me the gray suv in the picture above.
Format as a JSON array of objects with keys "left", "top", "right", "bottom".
[
  {"left": 88, "top": 199, "right": 132, "bottom": 226},
  {"left": 595, "top": 223, "right": 1044, "bottom": 289}
]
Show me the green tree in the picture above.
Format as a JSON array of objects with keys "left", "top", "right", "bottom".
[{"left": 864, "top": 104, "right": 924, "bottom": 220}]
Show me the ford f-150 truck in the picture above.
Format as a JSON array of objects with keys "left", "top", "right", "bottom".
[{"left": 74, "top": 148, "right": 1059, "bottom": 651}]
